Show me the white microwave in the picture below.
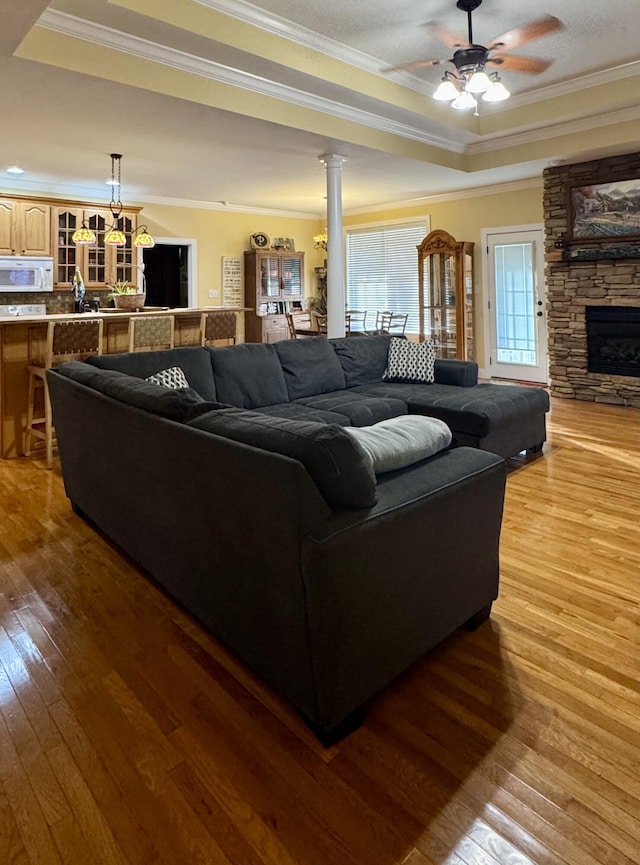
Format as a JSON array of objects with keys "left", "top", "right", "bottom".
[{"left": 0, "top": 256, "right": 54, "bottom": 292}]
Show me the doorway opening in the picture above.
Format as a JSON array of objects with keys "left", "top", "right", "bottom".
[{"left": 138, "top": 238, "right": 197, "bottom": 308}]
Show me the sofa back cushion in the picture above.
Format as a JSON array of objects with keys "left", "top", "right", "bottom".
[
  {"left": 208, "top": 343, "right": 289, "bottom": 408},
  {"left": 86, "top": 346, "right": 217, "bottom": 400},
  {"left": 188, "top": 409, "right": 377, "bottom": 509},
  {"left": 56, "top": 360, "right": 204, "bottom": 422},
  {"left": 329, "top": 334, "right": 392, "bottom": 387},
  {"left": 274, "top": 337, "right": 345, "bottom": 400}
]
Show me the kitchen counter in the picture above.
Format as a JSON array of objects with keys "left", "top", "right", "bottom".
[{"left": 0, "top": 306, "right": 250, "bottom": 458}]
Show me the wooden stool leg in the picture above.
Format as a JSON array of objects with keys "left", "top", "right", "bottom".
[
  {"left": 25, "top": 371, "right": 36, "bottom": 456},
  {"left": 44, "top": 382, "right": 53, "bottom": 469}
]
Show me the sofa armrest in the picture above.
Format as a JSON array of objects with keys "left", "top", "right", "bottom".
[{"left": 434, "top": 358, "right": 478, "bottom": 387}]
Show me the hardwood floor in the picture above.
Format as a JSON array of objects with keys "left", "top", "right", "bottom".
[{"left": 0, "top": 397, "right": 638, "bottom": 865}]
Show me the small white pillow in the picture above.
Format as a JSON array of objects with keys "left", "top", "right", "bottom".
[
  {"left": 345, "top": 415, "right": 452, "bottom": 474},
  {"left": 383, "top": 337, "right": 436, "bottom": 384},
  {"left": 145, "top": 366, "right": 190, "bottom": 389}
]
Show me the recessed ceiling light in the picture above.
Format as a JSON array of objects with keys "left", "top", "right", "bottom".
[{"left": 6, "top": 165, "right": 24, "bottom": 175}]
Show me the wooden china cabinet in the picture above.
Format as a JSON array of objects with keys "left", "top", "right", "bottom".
[
  {"left": 244, "top": 249, "right": 305, "bottom": 342},
  {"left": 418, "top": 229, "right": 475, "bottom": 360}
]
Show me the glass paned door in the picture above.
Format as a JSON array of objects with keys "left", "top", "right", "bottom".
[
  {"left": 495, "top": 243, "right": 536, "bottom": 365},
  {"left": 487, "top": 229, "right": 548, "bottom": 383},
  {"left": 259, "top": 256, "right": 281, "bottom": 299}
]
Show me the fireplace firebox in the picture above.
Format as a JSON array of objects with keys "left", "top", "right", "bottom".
[{"left": 586, "top": 306, "right": 640, "bottom": 377}]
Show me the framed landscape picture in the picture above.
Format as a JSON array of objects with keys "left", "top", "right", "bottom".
[{"left": 568, "top": 176, "right": 640, "bottom": 243}]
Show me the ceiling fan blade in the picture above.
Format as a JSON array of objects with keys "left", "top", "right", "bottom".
[
  {"left": 488, "top": 54, "right": 553, "bottom": 75},
  {"left": 487, "top": 15, "right": 564, "bottom": 51},
  {"left": 424, "top": 21, "right": 469, "bottom": 50},
  {"left": 385, "top": 58, "right": 448, "bottom": 73}
]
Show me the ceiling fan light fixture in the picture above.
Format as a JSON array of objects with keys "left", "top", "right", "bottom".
[
  {"left": 482, "top": 76, "right": 510, "bottom": 102},
  {"left": 451, "top": 90, "right": 477, "bottom": 110},
  {"left": 465, "top": 68, "right": 491, "bottom": 93},
  {"left": 433, "top": 76, "right": 459, "bottom": 101}
]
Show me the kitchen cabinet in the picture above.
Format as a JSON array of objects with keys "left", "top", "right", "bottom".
[
  {"left": 0, "top": 198, "right": 51, "bottom": 256},
  {"left": 418, "top": 229, "right": 475, "bottom": 360},
  {"left": 52, "top": 206, "right": 140, "bottom": 290},
  {"left": 244, "top": 250, "right": 305, "bottom": 342}
]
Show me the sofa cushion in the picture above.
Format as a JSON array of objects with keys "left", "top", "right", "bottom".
[
  {"left": 187, "top": 410, "right": 377, "bottom": 509},
  {"left": 86, "top": 347, "right": 217, "bottom": 400},
  {"left": 383, "top": 338, "right": 436, "bottom": 384},
  {"left": 56, "top": 360, "right": 204, "bottom": 422},
  {"left": 345, "top": 415, "right": 452, "bottom": 475},
  {"left": 329, "top": 334, "right": 392, "bottom": 387},
  {"left": 145, "top": 366, "right": 190, "bottom": 389},
  {"left": 274, "top": 338, "right": 345, "bottom": 400},
  {"left": 255, "top": 403, "right": 353, "bottom": 425},
  {"left": 294, "top": 391, "right": 408, "bottom": 426},
  {"left": 208, "top": 343, "right": 289, "bottom": 408},
  {"left": 408, "top": 383, "right": 550, "bottom": 437}
]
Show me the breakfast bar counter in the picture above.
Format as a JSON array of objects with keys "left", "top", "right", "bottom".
[{"left": 0, "top": 306, "right": 249, "bottom": 458}]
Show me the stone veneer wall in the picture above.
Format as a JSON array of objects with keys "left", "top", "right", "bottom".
[{"left": 544, "top": 151, "right": 640, "bottom": 407}]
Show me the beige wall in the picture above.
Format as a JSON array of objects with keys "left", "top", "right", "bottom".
[
  {"left": 343, "top": 183, "right": 544, "bottom": 365},
  {"left": 138, "top": 202, "right": 325, "bottom": 306}
]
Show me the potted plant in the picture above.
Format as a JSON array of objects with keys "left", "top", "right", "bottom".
[{"left": 108, "top": 279, "right": 146, "bottom": 310}]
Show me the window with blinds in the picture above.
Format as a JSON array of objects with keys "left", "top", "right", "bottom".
[{"left": 346, "top": 221, "right": 428, "bottom": 335}]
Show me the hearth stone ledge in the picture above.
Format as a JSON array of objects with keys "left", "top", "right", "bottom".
[{"left": 544, "top": 151, "right": 640, "bottom": 407}]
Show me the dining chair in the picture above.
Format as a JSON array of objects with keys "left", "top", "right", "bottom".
[
  {"left": 25, "top": 318, "right": 104, "bottom": 468},
  {"left": 346, "top": 310, "right": 367, "bottom": 334}
]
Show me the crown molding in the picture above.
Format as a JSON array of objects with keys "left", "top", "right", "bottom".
[
  {"left": 37, "top": 10, "right": 459, "bottom": 151},
  {"left": 33, "top": 10, "right": 640, "bottom": 171},
  {"left": 468, "top": 106, "right": 640, "bottom": 154},
  {"left": 343, "top": 176, "right": 543, "bottom": 216}
]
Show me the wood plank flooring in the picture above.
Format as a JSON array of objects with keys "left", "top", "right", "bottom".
[{"left": 0, "top": 397, "right": 638, "bottom": 865}]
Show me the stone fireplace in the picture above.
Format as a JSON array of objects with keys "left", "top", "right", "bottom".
[{"left": 544, "top": 151, "right": 640, "bottom": 407}]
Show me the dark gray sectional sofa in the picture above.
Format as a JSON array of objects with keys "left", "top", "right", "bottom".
[{"left": 46, "top": 335, "right": 547, "bottom": 741}]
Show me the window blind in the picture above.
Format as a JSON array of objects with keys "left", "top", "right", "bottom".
[{"left": 346, "top": 222, "right": 427, "bottom": 335}]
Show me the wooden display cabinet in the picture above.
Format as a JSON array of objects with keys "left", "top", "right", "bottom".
[
  {"left": 418, "top": 229, "right": 475, "bottom": 360},
  {"left": 0, "top": 197, "right": 51, "bottom": 256},
  {"left": 244, "top": 249, "right": 304, "bottom": 342}
]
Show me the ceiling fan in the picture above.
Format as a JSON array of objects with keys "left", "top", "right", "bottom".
[{"left": 389, "top": 0, "right": 564, "bottom": 111}]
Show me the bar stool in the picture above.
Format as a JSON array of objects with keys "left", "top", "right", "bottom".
[
  {"left": 200, "top": 311, "right": 237, "bottom": 346},
  {"left": 25, "top": 318, "right": 103, "bottom": 469},
  {"left": 127, "top": 315, "right": 175, "bottom": 352}
]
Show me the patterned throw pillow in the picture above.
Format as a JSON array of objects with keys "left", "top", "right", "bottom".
[
  {"left": 382, "top": 338, "right": 436, "bottom": 384},
  {"left": 145, "top": 366, "right": 190, "bottom": 389}
]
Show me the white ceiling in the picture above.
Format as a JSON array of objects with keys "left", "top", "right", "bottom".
[{"left": 1, "top": 0, "right": 639, "bottom": 217}]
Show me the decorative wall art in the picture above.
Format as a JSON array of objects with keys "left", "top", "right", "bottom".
[{"left": 568, "top": 177, "right": 640, "bottom": 243}]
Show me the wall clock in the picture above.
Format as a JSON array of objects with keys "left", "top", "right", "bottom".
[{"left": 250, "top": 232, "right": 271, "bottom": 249}]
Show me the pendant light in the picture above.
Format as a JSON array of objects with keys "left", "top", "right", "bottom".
[
  {"left": 71, "top": 220, "right": 97, "bottom": 245},
  {"left": 104, "top": 153, "right": 126, "bottom": 247},
  {"left": 103, "top": 153, "right": 155, "bottom": 248}
]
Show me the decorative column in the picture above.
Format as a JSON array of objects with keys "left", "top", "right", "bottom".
[{"left": 319, "top": 154, "right": 348, "bottom": 339}]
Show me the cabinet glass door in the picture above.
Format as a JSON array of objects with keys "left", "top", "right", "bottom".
[
  {"left": 422, "top": 252, "right": 457, "bottom": 358},
  {"left": 110, "top": 214, "right": 136, "bottom": 287},
  {"left": 54, "top": 210, "right": 82, "bottom": 287},
  {"left": 260, "top": 256, "right": 282, "bottom": 298},
  {"left": 85, "top": 210, "right": 108, "bottom": 286},
  {"left": 281, "top": 256, "right": 302, "bottom": 297}
]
